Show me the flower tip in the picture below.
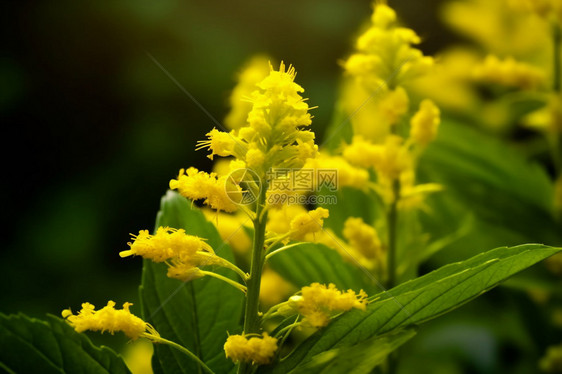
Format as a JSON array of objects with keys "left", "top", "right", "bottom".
[
  {"left": 119, "top": 250, "right": 134, "bottom": 258},
  {"left": 61, "top": 309, "right": 72, "bottom": 319}
]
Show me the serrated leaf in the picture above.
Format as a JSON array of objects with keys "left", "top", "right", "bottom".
[
  {"left": 139, "top": 190, "right": 244, "bottom": 374},
  {"left": 288, "top": 328, "right": 416, "bottom": 374},
  {"left": 263, "top": 244, "right": 560, "bottom": 373},
  {"left": 0, "top": 313, "right": 130, "bottom": 374},
  {"left": 267, "top": 243, "right": 379, "bottom": 294}
]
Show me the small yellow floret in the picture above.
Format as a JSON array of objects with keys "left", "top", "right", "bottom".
[
  {"left": 224, "top": 333, "right": 278, "bottom": 365},
  {"left": 170, "top": 167, "right": 240, "bottom": 212},
  {"left": 410, "top": 99, "right": 440, "bottom": 146},
  {"left": 121, "top": 226, "right": 219, "bottom": 282},
  {"left": 196, "top": 128, "right": 239, "bottom": 160},
  {"left": 62, "top": 301, "right": 155, "bottom": 340},
  {"left": 294, "top": 283, "right": 368, "bottom": 328},
  {"left": 289, "top": 208, "right": 330, "bottom": 241}
]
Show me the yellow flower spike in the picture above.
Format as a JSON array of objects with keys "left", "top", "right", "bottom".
[
  {"left": 410, "top": 99, "right": 441, "bottom": 146},
  {"left": 344, "top": 2, "right": 433, "bottom": 90},
  {"left": 293, "top": 283, "right": 368, "bottom": 328},
  {"left": 62, "top": 301, "right": 157, "bottom": 341},
  {"left": 472, "top": 55, "right": 544, "bottom": 89},
  {"left": 224, "top": 333, "right": 278, "bottom": 365},
  {"left": 224, "top": 56, "right": 271, "bottom": 130},
  {"left": 289, "top": 207, "right": 330, "bottom": 241}
]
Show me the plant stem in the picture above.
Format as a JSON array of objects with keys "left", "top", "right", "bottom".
[
  {"left": 152, "top": 336, "right": 215, "bottom": 374},
  {"left": 386, "top": 178, "right": 400, "bottom": 290},
  {"left": 238, "top": 180, "right": 269, "bottom": 374},
  {"left": 200, "top": 271, "right": 247, "bottom": 293}
]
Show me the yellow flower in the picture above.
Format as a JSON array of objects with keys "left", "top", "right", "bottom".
[
  {"left": 259, "top": 268, "right": 294, "bottom": 307},
  {"left": 343, "top": 135, "right": 412, "bottom": 181},
  {"left": 224, "top": 333, "right": 278, "bottom": 365},
  {"left": 224, "top": 56, "right": 271, "bottom": 130},
  {"left": 196, "top": 62, "right": 317, "bottom": 175},
  {"left": 410, "top": 99, "right": 441, "bottom": 146},
  {"left": 292, "top": 283, "right": 368, "bottom": 328},
  {"left": 304, "top": 153, "right": 370, "bottom": 189},
  {"left": 121, "top": 226, "right": 220, "bottom": 281},
  {"left": 62, "top": 301, "right": 157, "bottom": 341},
  {"left": 267, "top": 204, "right": 307, "bottom": 236},
  {"left": 169, "top": 167, "right": 241, "bottom": 212},
  {"left": 344, "top": 3, "right": 433, "bottom": 91},
  {"left": 289, "top": 207, "right": 330, "bottom": 241},
  {"left": 196, "top": 128, "right": 241, "bottom": 160},
  {"left": 342, "top": 217, "right": 383, "bottom": 261},
  {"left": 472, "top": 55, "right": 544, "bottom": 89}
]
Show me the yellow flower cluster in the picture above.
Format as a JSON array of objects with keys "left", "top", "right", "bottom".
[
  {"left": 224, "top": 333, "right": 278, "bottom": 365},
  {"left": 343, "top": 135, "right": 412, "bottom": 181},
  {"left": 62, "top": 301, "right": 155, "bottom": 340},
  {"left": 224, "top": 56, "right": 271, "bottom": 130},
  {"left": 267, "top": 206, "right": 330, "bottom": 242},
  {"left": 198, "top": 62, "right": 317, "bottom": 175},
  {"left": 473, "top": 55, "right": 544, "bottom": 89},
  {"left": 291, "top": 283, "right": 368, "bottom": 328},
  {"left": 120, "top": 227, "right": 220, "bottom": 281},
  {"left": 289, "top": 207, "right": 330, "bottom": 241},
  {"left": 343, "top": 217, "right": 384, "bottom": 263},
  {"left": 304, "top": 153, "right": 370, "bottom": 189},
  {"left": 169, "top": 167, "right": 241, "bottom": 213},
  {"left": 410, "top": 99, "right": 441, "bottom": 146},
  {"left": 344, "top": 3, "right": 433, "bottom": 91}
]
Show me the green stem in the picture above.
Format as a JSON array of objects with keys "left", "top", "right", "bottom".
[
  {"left": 200, "top": 271, "right": 247, "bottom": 293},
  {"left": 151, "top": 336, "right": 215, "bottom": 374},
  {"left": 265, "top": 242, "right": 305, "bottom": 261},
  {"left": 386, "top": 178, "right": 400, "bottom": 290},
  {"left": 237, "top": 180, "right": 269, "bottom": 374}
]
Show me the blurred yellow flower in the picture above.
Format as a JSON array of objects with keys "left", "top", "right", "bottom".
[{"left": 224, "top": 333, "right": 278, "bottom": 365}]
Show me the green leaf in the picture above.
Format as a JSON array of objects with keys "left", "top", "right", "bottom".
[
  {"left": 418, "top": 120, "right": 561, "bottom": 264},
  {"left": 288, "top": 328, "right": 416, "bottom": 374},
  {"left": 0, "top": 313, "right": 130, "bottom": 374},
  {"left": 139, "top": 190, "right": 244, "bottom": 374},
  {"left": 263, "top": 244, "right": 560, "bottom": 373},
  {"left": 267, "top": 242, "right": 379, "bottom": 294}
]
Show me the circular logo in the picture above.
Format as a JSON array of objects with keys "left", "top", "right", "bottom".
[{"left": 224, "top": 168, "right": 262, "bottom": 205}]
